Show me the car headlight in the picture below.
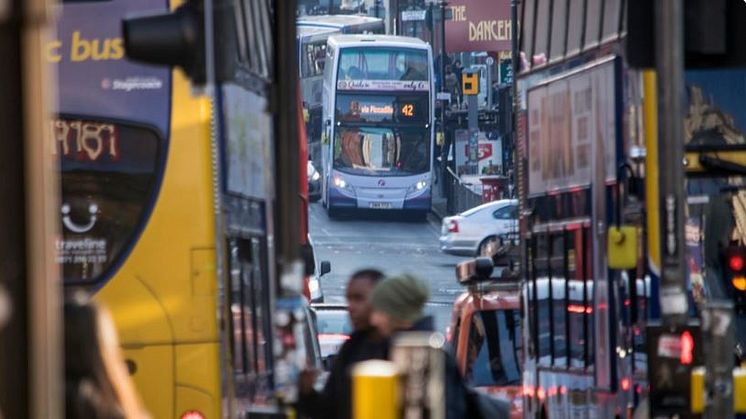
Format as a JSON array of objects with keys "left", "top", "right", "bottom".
[{"left": 311, "top": 171, "right": 320, "bottom": 181}]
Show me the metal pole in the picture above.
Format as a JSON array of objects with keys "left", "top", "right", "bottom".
[
  {"left": 0, "top": 1, "right": 60, "bottom": 418},
  {"left": 510, "top": 0, "right": 518, "bottom": 179},
  {"left": 702, "top": 302, "right": 735, "bottom": 418},
  {"left": 440, "top": 1, "right": 446, "bottom": 94},
  {"left": 655, "top": 0, "right": 688, "bottom": 326},
  {"left": 274, "top": 0, "right": 302, "bottom": 294}
]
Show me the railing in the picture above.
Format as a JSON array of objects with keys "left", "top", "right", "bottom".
[{"left": 444, "top": 166, "right": 482, "bottom": 215}]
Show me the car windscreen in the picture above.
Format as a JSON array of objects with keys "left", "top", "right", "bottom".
[
  {"left": 316, "top": 310, "right": 352, "bottom": 335},
  {"left": 333, "top": 126, "right": 430, "bottom": 176},
  {"left": 464, "top": 309, "right": 522, "bottom": 387}
]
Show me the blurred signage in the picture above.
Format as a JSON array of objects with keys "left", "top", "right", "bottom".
[
  {"left": 445, "top": 0, "right": 511, "bottom": 53},
  {"left": 500, "top": 59, "right": 513, "bottom": 84},
  {"left": 53, "top": 119, "right": 119, "bottom": 162},
  {"left": 401, "top": 9, "right": 427, "bottom": 21},
  {"left": 646, "top": 322, "right": 703, "bottom": 418},
  {"left": 526, "top": 59, "right": 617, "bottom": 196},
  {"left": 390, "top": 332, "right": 446, "bottom": 419},
  {"left": 337, "top": 79, "right": 429, "bottom": 92}
]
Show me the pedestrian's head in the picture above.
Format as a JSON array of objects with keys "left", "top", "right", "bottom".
[
  {"left": 65, "top": 294, "right": 147, "bottom": 419},
  {"left": 346, "top": 269, "right": 384, "bottom": 331},
  {"left": 454, "top": 60, "right": 462, "bottom": 67},
  {"left": 369, "top": 274, "right": 430, "bottom": 337}
]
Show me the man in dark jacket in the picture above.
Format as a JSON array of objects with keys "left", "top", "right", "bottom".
[{"left": 297, "top": 269, "right": 388, "bottom": 419}]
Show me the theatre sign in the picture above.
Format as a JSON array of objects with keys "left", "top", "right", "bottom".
[{"left": 445, "top": 0, "right": 511, "bottom": 53}]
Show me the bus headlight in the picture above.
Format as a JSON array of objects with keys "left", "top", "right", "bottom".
[
  {"left": 333, "top": 176, "right": 348, "bottom": 189},
  {"left": 407, "top": 180, "right": 428, "bottom": 194}
]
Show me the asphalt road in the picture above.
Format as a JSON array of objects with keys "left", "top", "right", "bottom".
[{"left": 309, "top": 202, "right": 472, "bottom": 334}]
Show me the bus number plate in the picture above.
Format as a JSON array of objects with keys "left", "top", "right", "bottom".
[{"left": 369, "top": 202, "right": 392, "bottom": 209}]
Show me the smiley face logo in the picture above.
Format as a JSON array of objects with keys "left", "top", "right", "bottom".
[{"left": 61, "top": 202, "right": 99, "bottom": 233}]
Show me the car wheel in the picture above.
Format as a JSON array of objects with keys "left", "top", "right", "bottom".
[{"left": 477, "top": 236, "right": 498, "bottom": 257}]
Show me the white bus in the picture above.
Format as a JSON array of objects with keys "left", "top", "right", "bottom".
[
  {"left": 298, "top": 26, "right": 339, "bottom": 165},
  {"left": 297, "top": 14, "right": 385, "bottom": 35},
  {"left": 321, "top": 35, "right": 434, "bottom": 217}
]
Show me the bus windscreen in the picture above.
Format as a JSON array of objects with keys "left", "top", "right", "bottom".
[
  {"left": 337, "top": 47, "right": 428, "bottom": 82},
  {"left": 56, "top": 118, "right": 162, "bottom": 284},
  {"left": 333, "top": 127, "right": 430, "bottom": 176}
]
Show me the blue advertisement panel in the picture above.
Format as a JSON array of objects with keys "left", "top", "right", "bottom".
[{"left": 52, "top": 0, "right": 171, "bottom": 136}]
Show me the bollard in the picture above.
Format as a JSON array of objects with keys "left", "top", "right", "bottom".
[
  {"left": 735, "top": 367, "right": 746, "bottom": 413},
  {"left": 691, "top": 366, "right": 705, "bottom": 414},
  {"left": 352, "top": 360, "right": 399, "bottom": 419}
]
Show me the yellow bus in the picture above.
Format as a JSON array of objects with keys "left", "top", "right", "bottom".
[{"left": 54, "top": 1, "right": 315, "bottom": 418}]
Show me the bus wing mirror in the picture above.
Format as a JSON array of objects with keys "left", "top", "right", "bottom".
[{"left": 607, "top": 226, "right": 638, "bottom": 269}]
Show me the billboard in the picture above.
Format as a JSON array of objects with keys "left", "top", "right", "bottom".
[
  {"left": 526, "top": 59, "right": 617, "bottom": 196},
  {"left": 445, "top": 0, "right": 511, "bottom": 53}
]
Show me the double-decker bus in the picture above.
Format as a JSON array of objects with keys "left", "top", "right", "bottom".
[
  {"left": 516, "top": 1, "right": 651, "bottom": 417},
  {"left": 299, "top": 26, "right": 339, "bottom": 166},
  {"left": 321, "top": 35, "right": 434, "bottom": 217},
  {"left": 297, "top": 14, "right": 385, "bottom": 35},
  {"left": 54, "top": 0, "right": 313, "bottom": 418}
]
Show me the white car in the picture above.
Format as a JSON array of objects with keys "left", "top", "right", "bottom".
[{"left": 439, "top": 199, "right": 518, "bottom": 256}]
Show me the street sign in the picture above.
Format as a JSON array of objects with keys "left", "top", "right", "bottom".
[
  {"left": 401, "top": 9, "right": 427, "bottom": 21},
  {"left": 486, "top": 56, "right": 495, "bottom": 66},
  {"left": 436, "top": 92, "right": 451, "bottom": 101},
  {"left": 500, "top": 59, "right": 513, "bottom": 84}
]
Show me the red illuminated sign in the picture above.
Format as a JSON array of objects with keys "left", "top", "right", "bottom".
[{"left": 52, "top": 119, "right": 119, "bottom": 162}]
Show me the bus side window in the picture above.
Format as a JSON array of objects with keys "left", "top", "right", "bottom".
[
  {"left": 552, "top": 232, "right": 567, "bottom": 368},
  {"left": 535, "top": 233, "right": 552, "bottom": 366},
  {"left": 584, "top": 226, "right": 595, "bottom": 369}
]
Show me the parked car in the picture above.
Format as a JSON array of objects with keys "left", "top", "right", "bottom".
[
  {"left": 309, "top": 303, "right": 351, "bottom": 368},
  {"left": 308, "top": 160, "right": 321, "bottom": 202},
  {"left": 448, "top": 257, "right": 523, "bottom": 419},
  {"left": 304, "top": 234, "right": 330, "bottom": 303},
  {"left": 439, "top": 199, "right": 518, "bottom": 256}
]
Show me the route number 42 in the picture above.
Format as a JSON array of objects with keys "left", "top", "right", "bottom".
[{"left": 401, "top": 104, "right": 414, "bottom": 117}]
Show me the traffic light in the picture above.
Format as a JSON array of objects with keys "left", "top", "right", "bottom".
[
  {"left": 122, "top": 0, "right": 237, "bottom": 85},
  {"left": 627, "top": 0, "right": 746, "bottom": 69},
  {"left": 722, "top": 245, "right": 746, "bottom": 312},
  {"left": 462, "top": 71, "right": 479, "bottom": 96}
]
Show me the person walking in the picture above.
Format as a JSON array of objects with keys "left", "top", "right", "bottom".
[
  {"left": 297, "top": 269, "right": 388, "bottom": 419},
  {"left": 369, "top": 274, "right": 510, "bottom": 419},
  {"left": 65, "top": 294, "right": 149, "bottom": 419}
]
